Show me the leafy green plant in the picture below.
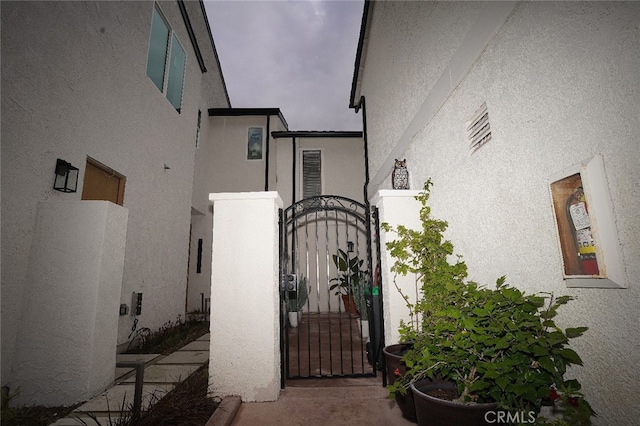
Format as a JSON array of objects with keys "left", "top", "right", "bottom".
[
  {"left": 383, "top": 180, "right": 595, "bottom": 424},
  {"left": 126, "top": 315, "right": 209, "bottom": 355},
  {"left": 381, "top": 179, "right": 468, "bottom": 340},
  {"left": 329, "top": 249, "right": 368, "bottom": 297},
  {"left": 352, "top": 281, "right": 369, "bottom": 320},
  {"left": 288, "top": 275, "right": 309, "bottom": 312}
]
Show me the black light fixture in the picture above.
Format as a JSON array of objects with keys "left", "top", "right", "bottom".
[{"left": 53, "top": 158, "right": 79, "bottom": 193}]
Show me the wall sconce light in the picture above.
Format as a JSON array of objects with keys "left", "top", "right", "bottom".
[
  {"left": 347, "top": 241, "right": 354, "bottom": 252},
  {"left": 53, "top": 158, "right": 78, "bottom": 193}
]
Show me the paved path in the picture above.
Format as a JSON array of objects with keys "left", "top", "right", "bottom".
[{"left": 51, "top": 333, "right": 211, "bottom": 425}]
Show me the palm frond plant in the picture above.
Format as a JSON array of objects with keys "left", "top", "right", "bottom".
[{"left": 288, "top": 275, "right": 309, "bottom": 312}]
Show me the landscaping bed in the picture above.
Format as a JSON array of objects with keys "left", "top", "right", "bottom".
[{"left": 2, "top": 318, "right": 214, "bottom": 426}]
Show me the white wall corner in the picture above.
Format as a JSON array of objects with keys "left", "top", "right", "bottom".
[
  {"left": 208, "top": 192, "right": 282, "bottom": 402},
  {"left": 371, "top": 190, "right": 423, "bottom": 345},
  {"left": 11, "top": 201, "right": 128, "bottom": 406}
]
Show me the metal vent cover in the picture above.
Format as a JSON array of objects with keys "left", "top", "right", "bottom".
[{"left": 467, "top": 102, "right": 491, "bottom": 153}]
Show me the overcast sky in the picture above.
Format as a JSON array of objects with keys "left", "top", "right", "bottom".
[{"left": 203, "top": 0, "right": 364, "bottom": 131}]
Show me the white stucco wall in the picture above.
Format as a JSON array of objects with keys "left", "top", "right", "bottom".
[
  {"left": 359, "top": 2, "right": 639, "bottom": 424},
  {"left": 372, "top": 190, "right": 422, "bottom": 345},
  {"left": 2, "top": 0, "right": 229, "bottom": 391},
  {"left": 208, "top": 192, "right": 282, "bottom": 402},
  {"left": 11, "top": 201, "right": 128, "bottom": 406},
  {"left": 187, "top": 114, "right": 286, "bottom": 313}
]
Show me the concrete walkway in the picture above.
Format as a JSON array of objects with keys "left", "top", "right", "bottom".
[
  {"left": 230, "top": 377, "right": 414, "bottom": 426},
  {"left": 51, "top": 333, "right": 211, "bottom": 425},
  {"left": 50, "top": 332, "right": 413, "bottom": 425}
]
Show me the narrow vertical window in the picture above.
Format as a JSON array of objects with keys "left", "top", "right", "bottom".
[
  {"left": 146, "top": 6, "right": 170, "bottom": 92},
  {"left": 302, "top": 150, "right": 322, "bottom": 199},
  {"left": 166, "top": 34, "right": 186, "bottom": 111},
  {"left": 195, "top": 110, "right": 202, "bottom": 149},
  {"left": 145, "top": 4, "right": 187, "bottom": 112}
]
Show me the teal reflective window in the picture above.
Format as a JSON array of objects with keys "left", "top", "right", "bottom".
[
  {"left": 146, "top": 6, "right": 169, "bottom": 92},
  {"left": 166, "top": 34, "right": 186, "bottom": 111}
]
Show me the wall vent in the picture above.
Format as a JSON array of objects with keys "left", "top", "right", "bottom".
[{"left": 466, "top": 102, "right": 491, "bottom": 153}]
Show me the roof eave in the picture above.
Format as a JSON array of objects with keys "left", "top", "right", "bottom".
[{"left": 349, "top": 0, "right": 373, "bottom": 109}]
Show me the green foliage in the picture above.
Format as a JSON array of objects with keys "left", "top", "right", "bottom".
[
  {"left": 383, "top": 180, "right": 595, "bottom": 425},
  {"left": 381, "top": 180, "right": 468, "bottom": 340},
  {"left": 288, "top": 275, "right": 309, "bottom": 312},
  {"left": 127, "top": 315, "right": 209, "bottom": 355},
  {"left": 329, "top": 249, "right": 368, "bottom": 297}
]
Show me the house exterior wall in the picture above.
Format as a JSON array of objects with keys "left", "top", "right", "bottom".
[
  {"left": 187, "top": 126, "right": 365, "bottom": 313},
  {"left": 1, "top": 0, "right": 229, "bottom": 394},
  {"left": 187, "top": 114, "right": 286, "bottom": 312},
  {"left": 275, "top": 135, "right": 365, "bottom": 206},
  {"left": 11, "top": 201, "right": 128, "bottom": 406},
  {"left": 358, "top": 2, "right": 639, "bottom": 424}
]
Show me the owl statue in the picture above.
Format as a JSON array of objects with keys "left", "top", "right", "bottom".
[{"left": 392, "top": 159, "right": 410, "bottom": 189}]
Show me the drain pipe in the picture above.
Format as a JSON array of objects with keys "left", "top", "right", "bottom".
[
  {"left": 264, "top": 113, "right": 271, "bottom": 191},
  {"left": 291, "top": 136, "right": 296, "bottom": 206},
  {"left": 356, "top": 95, "right": 386, "bottom": 386},
  {"left": 356, "top": 96, "right": 370, "bottom": 202}
]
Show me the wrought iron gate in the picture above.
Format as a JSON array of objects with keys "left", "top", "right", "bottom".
[{"left": 279, "top": 196, "right": 382, "bottom": 382}]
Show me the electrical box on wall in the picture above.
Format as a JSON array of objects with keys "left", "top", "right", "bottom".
[
  {"left": 119, "top": 304, "right": 129, "bottom": 316},
  {"left": 549, "top": 154, "right": 627, "bottom": 288},
  {"left": 286, "top": 274, "right": 298, "bottom": 292},
  {"left": 131, "top": 292, "right": 143, "bottom": 315}
]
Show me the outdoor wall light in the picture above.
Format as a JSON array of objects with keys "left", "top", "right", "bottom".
[{"left": 53, "top": 158, "right": 79, "bottom": 193}]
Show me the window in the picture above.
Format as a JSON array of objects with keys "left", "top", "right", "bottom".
[
  {"left": 302, "top": 150, "right": 322, "bottom": 199},
  {"left": 146, "top": 4, "right": 186, "bottom": 112},
  {"left": 195, "top": 110, "right": 201, "bottom": 148},
  {"left": 247, "top": 127, "right": 263, "bottom": 160}
]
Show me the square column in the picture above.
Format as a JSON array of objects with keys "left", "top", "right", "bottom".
[
  {"left": 11, "top": 201, "right": 128, "bottom": 405},
  {"left": 371, "top": 190, "right": 422, "bottom": 346},
  {"left": 208, "top": 192, "right": 283, "bottom": 402}
]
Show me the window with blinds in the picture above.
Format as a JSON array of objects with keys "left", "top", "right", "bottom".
[{"left": 302, "top": 150, "right": 322, "bottom": 201}]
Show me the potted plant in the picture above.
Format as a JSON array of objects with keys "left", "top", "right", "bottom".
[
  {"left": 352, "top": 279, "right": 370, "bottom": 339},
  {"left": 288, "top": 275, "right": 308, "bottom": 328},
  {"left": 330, "top": 249, "right": 367, "bottom": 315},
  {"left": 381, "top": 179, "right": 467, "bottom": 422},
  {"left": 383, "top": 181, "right": 595, "bottom": 425},
  {"left": 404, "top": 277, "right": 595, "bottom": 425}
]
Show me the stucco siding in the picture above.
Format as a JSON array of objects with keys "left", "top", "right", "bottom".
[
  {"left": 1, "top": 0, "right": 228, "bottom": 392},
  {"left": 360, "top": 2, "right": 639, "bottom": 424}
]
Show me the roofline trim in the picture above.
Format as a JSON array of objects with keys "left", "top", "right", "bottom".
[
  {"left": 198, "top": 0, "right": 232, "bottom": 107},
  {"left": 208, "top": 108, "right": 289, "bottom": 130},
  {"left": 349, "top": 0, "right": 372, "bottom": 108},
  {"left": 271, "top": 131, "right": 363, "bottom": 139}
]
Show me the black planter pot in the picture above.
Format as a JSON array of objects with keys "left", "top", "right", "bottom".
[
  {"left": 410, "top": 379, "right": 498, "bottom": 426},
  {"left": 383, "top": 343, "right": 416, "bottom": 423}
]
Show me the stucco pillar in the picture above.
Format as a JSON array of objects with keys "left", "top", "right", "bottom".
[
  {"left": 11, "top": 201, "right": 128, "bottom": 406},
  {"left": 208, "top": 192, "right": 283, "bottom": 402},
  {"left": 371, "top": 190, "right": 422, "bottom": 346}
]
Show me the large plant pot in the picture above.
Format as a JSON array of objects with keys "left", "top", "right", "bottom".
[
  {"left": 411, "top": 379, "right": 498, "bottom": 426},
  {"left": 288, "top": 311, "right": 301, "bottom": 328},
  {"left": 358, "top": 319, "right": 369, "bottom": 340},
  {"left": 341, "top": 294, "right": 359, "bottom": 315},
  {"left": 383, "top": 343, "right": 416, "bottom": 423}
]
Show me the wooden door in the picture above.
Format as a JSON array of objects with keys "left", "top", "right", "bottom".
[{"left": 81, "top": 158, "right": 125, "bottom": 205}]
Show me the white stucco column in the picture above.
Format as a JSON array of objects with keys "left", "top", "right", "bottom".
[
  {"left": 208, "top": 191, "right": 283, "bottom": 402},
  {"left": 371, "top": 190, "right": 422, "bottom": 345},
  {"left": 11, "top": 201, "right": 128, "bottom": 406}
]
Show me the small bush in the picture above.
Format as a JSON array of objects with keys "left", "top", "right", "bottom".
[{"left": 127, "top": 316, "right": 209, "bottom": 355}]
